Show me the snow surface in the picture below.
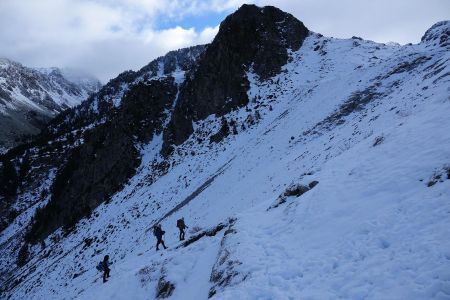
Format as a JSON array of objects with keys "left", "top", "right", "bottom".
[{"left": 1, "top": 23, "right": 450, "bottom": 300}]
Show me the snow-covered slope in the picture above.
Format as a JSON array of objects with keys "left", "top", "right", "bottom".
[
  {"left": 0, "top": 58, "right": 101, "bottom": 151},
  {"left": 1, "top": 7, "right": 449, "bottom": 300}
]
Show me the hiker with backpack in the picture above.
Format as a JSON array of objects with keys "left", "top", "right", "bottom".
[
  {"left": 101, "top": 255, "right": 112, "bottom": 283},
  {"left": 153, "top": 224, "right": 167, "bottom": 251},
  {"left": 176, "top": 217, "right": 188, "bottom": 241}
]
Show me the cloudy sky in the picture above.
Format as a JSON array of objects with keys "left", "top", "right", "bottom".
[{"left": 1, "top": 0, "right": 449, "bottom": 82}]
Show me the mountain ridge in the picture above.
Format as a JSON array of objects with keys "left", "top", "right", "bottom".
[{"left": 0, "top": 58, "right": 102, "bottom": 151}]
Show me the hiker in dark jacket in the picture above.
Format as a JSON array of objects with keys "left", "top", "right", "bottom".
[
  {"left": 176, "top": 217, "right": 188, "bottom": 241},
  {"left": 103, "top": 255, "right": 111, "bottom": 283},
  {"left": 153, "top": 224, "right": 167, "bottom": 251}
]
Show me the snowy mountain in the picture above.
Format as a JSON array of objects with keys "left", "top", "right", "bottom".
[
  {"left": 1, "top": 5, "right": 449, "bottom": 300},
  {"left": 0, "top": 58, "right": 102, "bottom": 151}
]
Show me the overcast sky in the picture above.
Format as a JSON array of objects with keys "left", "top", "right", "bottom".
[{"left": 1, "top": 0, "right": 449, "bottom": 82}]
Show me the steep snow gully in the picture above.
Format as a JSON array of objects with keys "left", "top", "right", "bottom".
[{"left": 1, "top": 7, "right": 450, "bottom": 300}]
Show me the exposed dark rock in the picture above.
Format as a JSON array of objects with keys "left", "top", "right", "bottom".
[
  {"left": 83, "top": 238, "right": 93, "bottom": 249},
  {"left": 156, "top": 276, "right": 175, "bottom": 299},
  {"left": 268, "top": 181, "right": 319, "bottom": 210},
  {"left": 284, "top": 184, "right": 310, "bottom": 197},
  {"left": 423, "top": 58, "right": 447, "bottom": 81},
  {"left": 432, "top": 72, "right": 450, "bottom": 85},
  {"left": 16, "top": 243, "right": 29, "bottom": 267},
  {"left": 0, "top": 159, "right": 21, "bottom": 231},
  {"left": 427, "top": 180, "right": 437, "bottom": 187},
  {"left": 304, "top": 84, "right": 382, "bottom": 136},
  {"left": 427, "top": 166, "right": 450, "bottom": 187},
  {"left": 336, "top": 87, "right": 382, "bottom": 119},
  {"left": 162, "top": 4, "right": 308, "bottom": 153},
  {"left": 421, "top": 21, "right": 450, "bottom": 48},
  {"left": 308, "top": 180, "right": 319, "bottom": 189},
  {"left": 384, "top": 56, "right": 432, "bottom": 78},
  {"left": 137, "top": 264, "right": 158, "bottom": 287},
  {"left": 72, "top": 271, "right": 85, "bottom": 279},
  {"left": 210, "top": 118, "right": 230, "bottom": 144},
  {"left": 0, "top": 159, "right": 18, "bottom": 201},
  {"left": 373, "top": 136, "right": 385, "bottom": 147},
  {"left": 180, "top": 223, "right": 226, "bottom": 248},
  {"left": 209, "top": 220, "right": 246, "bottom": 298}
]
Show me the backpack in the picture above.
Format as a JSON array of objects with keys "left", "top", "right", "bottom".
[
  {"left": 153, "top": 226, "right": 164, "bottom": 238},
  {"left": 153, "top": 226, "right": 158, "bottom": 237},
  {"left": 96, "top": 261, "right": 104, "bottom": 272},
  {"left": 177, "top": 219, "right": 184, "bottom": 228}
]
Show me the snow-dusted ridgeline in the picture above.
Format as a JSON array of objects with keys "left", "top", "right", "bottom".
[{"left": 0, "top": 58, "right": 101, "bottom": 151}]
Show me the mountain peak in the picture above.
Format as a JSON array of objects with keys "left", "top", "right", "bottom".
[
  {"left": 217, "top": 4, "right": 308, "bottom": 79},
  {"left": 162, "top": 5, "right": 309, "bottom": 151},
  {"left": 421, "top": 20, "right": 449, "bottom": 48}
]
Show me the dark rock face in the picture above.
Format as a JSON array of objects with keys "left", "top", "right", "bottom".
[
  {"left": 209, "top": 117, "right": 230, "bottom": 144},
  {"left": 26, "top": 78, "right": 177, "bottom": 242},
  {"left": 16, "top": 243, "right": 29, "bottom": 267},
  {"left": 162, "top": 4, "right": 309, "bottom": 154}
]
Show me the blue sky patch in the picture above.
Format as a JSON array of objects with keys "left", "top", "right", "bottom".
[{"left": 155, "top": 10, "right": 230, "bottom": 31}]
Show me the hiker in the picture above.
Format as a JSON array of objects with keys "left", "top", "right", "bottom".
[
  {"left": 176, "top": 217, "right": 188, "bottom": 241},
  {"left": 102, "top": 255, "right": 111, "bottom": 283},
  {"left": 153, "top": 224, "right": 167, "bottom": 251}
]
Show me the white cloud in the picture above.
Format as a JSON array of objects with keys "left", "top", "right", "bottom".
[
  {"left": 0, "top": 0, "right": 221, "bottom": 82},
  {"left": 250, "top": 0, "right": 450, "bottom": 43},
  {"left": 0, "top": 0, "right": 448, "bottom": 82}
]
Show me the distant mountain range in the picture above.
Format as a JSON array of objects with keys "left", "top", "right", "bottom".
[{"left": 0, "top": 58, "right": 101, "bottom": 151}]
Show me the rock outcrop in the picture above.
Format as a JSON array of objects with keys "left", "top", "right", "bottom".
[{"left": 162, "top": 4, "right": 309, "bottom": 154}]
